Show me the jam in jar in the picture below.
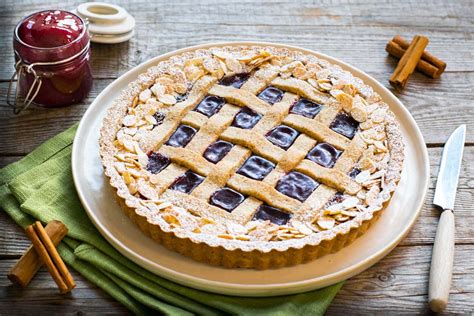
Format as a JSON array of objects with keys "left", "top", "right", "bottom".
[{"left": 11, "top": 10, "right": 93, "bottom": 111}]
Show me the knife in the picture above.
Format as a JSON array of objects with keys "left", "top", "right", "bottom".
[{"left": 429, "top": 124, "right": 466, "bottom": 312}]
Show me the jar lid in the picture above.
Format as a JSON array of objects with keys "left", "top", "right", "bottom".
[{"left": 76, "top": 2, "right": 135, "bottom": 44}]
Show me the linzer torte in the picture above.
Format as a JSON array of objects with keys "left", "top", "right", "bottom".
[{"left": 100, "top": 45, "right": 404, "bottom": 269}]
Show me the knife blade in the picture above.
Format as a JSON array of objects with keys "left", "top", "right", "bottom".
[{"left": 433, "top": 124, "right": 466, "bottom": 211}]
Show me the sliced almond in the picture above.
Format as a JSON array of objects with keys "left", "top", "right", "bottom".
[
  {"left": 355, "top": 170, "right": 371, "bottom": 184},
  {"left": 317, "top": 79, "right": 332, "bottom": 91},
  {"left": 122, "top": 115, "right": 137, "bottom": 127},
  {"left": 163, "top": 214, "right": 180, "bottom": 227},
  {"left": 365, "top": 185, "right": 380, "bottom": 205},
  {"left": 129, "top": 183, "right": 138, "bottom": 195},
  {"left": 316, "top": 68, "right": 331, "bottom": 80},
  {"left": 306, "top": 62, "right": 322, "bottom": 72},
  {"left": 185, "top": 66, "right": 205, "bottom": 81},
  {"left": 277, "top": 233, "right": 294, "bottom": 240},
  {"left": 218, "top": 234, "right": 234, "bottom": 240},
  {"left": 137, "top": 179, "right": 158, "bottom": 200},
  {"left": 114, "top": 161, "right": 126, "bottom": 174},
  {"left": 245, "top": 221, "right": 260, "bottom": 231},
  {"left": 366, "top": 102, "right": 380, "bottom": 114},
  {"left": 170, "top": 67, "right": 186, "bottom": 84},
  {"left": 374, "top": 140, "right": 388, "bottom": 153},
  {"left": 114, "top": 153, "right": 127, "bottom": 162},
  {"left": 369, "top": 170, "right": 385, "bottom": 180},
  {"left": 149, "top": 174, "right": 161, "bottom": 184},
  {"left": 158, "top": 94, "right": 177, "bottom": 105},
  {"left": 334, "top": 214, "right": 350, "bottom": 222},
  {"left": 156, "top": 76, "right": 174, "bottom": 86},
  {"left": 236, "top": 235, "right": 250, "bottom": 241},
  {"left": 307, "top": 78, "right": 318, "bottom": 88},
  {"left": 342, "top": 196, "right": 360, "bottom": 209},
  {"left": 280, "top": 71, "right": 292, "bottom": 79},
  {"left": 292, "top": 66, "right": 308, "bottom": 79},
  {"left": 122, "top": 139, "right": 137, "bottom": 153},
  {"left": 144, "top": 115, "right": 157, "bottom": 125},
  {"left": 341, "top": 210, "right": 358, "bottom": 217},
  {"left": 226, "top": 222, "right": 248, "bottom": 235},
  {"left": 210, "top": 49, "right": 232, "bottom": 60},
  {"left": 323, "top": 208, "right": 342, "bottom": 216},
  {"left": 351, "top": 105, "right": 367, "bottom": 122},
  {"left": 139, "top": 89, "right": 152, "bottom": 102},
  {"left": 151, "top": 83, "right": 166, "bottom": 97},
  {"left": 122, "top": 170, "right": 132, "bottom": 185},
  {"left": 131, "top": 96, "right": 139, "bottom": 108},
  {"left": 336, "top": 92, "right": 354, "bottom": 112},
  {"left": 360, "top": 120, "right": 374, "bottom": 130},
  {"left": 126, "top": 167, "right": 141, "bottom": 178},
  {"left": 123, "top": 127, "right": 138, "bottom": 136},
  {"left": 184, "top": 58, "right": 203, "bottom": 68},
  {"left": 281, "top": 61, "right": 303, "bottom": 73},
  {"left": 225, "top": 58, "right": 243, "bottom": 73},
  {"left": 137, "top": 153, "right": 148, "bottom": 167},
  {"left": 342, "top": 84, "right": 358, "bottom": 96},
  {"left": 371, "top": 108, "right": 387, "bottom": 124},
  {"left": 317, "top": 216, "right": 335, "bottom": 230},
  {"left": 174, "top": 83, "right": 187, "bottom": 95},
  {"left": 291, "top": 220, "right": 313, "bottom": 235},
  {"left": 155, "top": 201, "right": 173, "bottom": 210},
  {"left": 359, "top": 157, "right": 376, "bottom": 173},
  {"left": 200, "top": 217, "right": 216, "bottom": 225}
]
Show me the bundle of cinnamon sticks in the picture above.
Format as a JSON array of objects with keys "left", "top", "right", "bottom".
[
  {"left": 386, "top": 35, "right": 446, "bottom": 88},
  {"left": 8, "top": 221, "right": 75, "bottom": 293}
]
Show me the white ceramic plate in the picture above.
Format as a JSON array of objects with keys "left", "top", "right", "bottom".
[{"left": 72, "top": 42, "right": 429, "bottom": 297}]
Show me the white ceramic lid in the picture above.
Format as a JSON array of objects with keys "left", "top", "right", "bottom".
[
  {"left": 76, "top": 2, "right": 135, "bottom": 43},
  {"left": 91, "top": 30, "right": 135, "bottom": 44}
]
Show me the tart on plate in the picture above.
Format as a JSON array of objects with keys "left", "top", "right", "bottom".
[{"left": 100, "top": 45, "right": 404, "bottom": 269}]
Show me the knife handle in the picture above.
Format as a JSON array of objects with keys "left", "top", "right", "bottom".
[{"left": 429, "top": 209, "right": 455, "bottom": 312}]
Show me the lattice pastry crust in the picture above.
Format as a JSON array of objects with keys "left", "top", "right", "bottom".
[{"left": 100, "top": 45, "right": 404, "bottom": 269}]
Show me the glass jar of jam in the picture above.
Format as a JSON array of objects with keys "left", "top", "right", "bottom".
[{"left": 9, "top": 10, "right": 93, "bottom": 113}]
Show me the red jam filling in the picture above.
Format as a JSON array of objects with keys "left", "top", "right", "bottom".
[{"left": 18, "top": 10, "right": 83, "bottom": 48}]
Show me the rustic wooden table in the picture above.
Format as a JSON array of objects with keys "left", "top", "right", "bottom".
[{"left": 1, "top": 0, "right": 473, "bottom": 314}]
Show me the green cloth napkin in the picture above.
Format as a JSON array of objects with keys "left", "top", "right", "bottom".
[{"left": 0, "top": 124, "right": 343, "bottom": 315}]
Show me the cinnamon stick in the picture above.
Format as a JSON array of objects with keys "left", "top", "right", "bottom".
[
  {"left": 386, "top": 40, "right": 441, "bottom": 78},
  {"left": 34, "top": 222, "right": 76, "bottom": 291},
  {"left": 389, "top": 35, "right": 429, "bottom": 88},
  {"left": 25, "top": 224, "right": 69, "bottom": 293},
  {"left": 8, "top": 220, "right": 68, "bottom": 287},
  {"left": 393, "top": 35, "right": 446, "bottom": 76}
]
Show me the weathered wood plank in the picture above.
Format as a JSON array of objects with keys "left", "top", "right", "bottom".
[
  {"left": 4, "top": 0, "right": 473, "bottom": 24},
  {"left": 0, "top": 260, "right": 130, "bottom": 314},
  {"left": 401, "top": 188, "right": 473, "bottom": 246},
  {"left": 0, "top": 211, "right": 29, "bottom": 258},
  {"left": 327, "top": 244, "right": 474, "bottom": 315},
  {"left": 0, "top": 156, "right": 22, "bottom": 169}
]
